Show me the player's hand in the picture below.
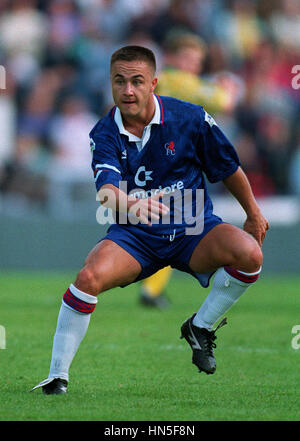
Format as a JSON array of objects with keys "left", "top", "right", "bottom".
[
  {"left": 243, "top": 212, "right": 269, "bottom": 247},
  {"left": 128, "top": 192, "right": 169, "bottom": 225}
]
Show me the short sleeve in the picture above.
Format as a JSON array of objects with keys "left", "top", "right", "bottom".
[
  {"left": 198, "top": 109, "right": 240, "bottom": 183},
  {"left": 90, "top": 126, "right": 123, "bottom": 191}
]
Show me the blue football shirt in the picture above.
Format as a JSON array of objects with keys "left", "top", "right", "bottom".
[{"left": 90, "top": 94, "right": 240, "bottom": 235}]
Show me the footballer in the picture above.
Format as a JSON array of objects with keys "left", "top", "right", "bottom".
[{"left": 31, "top": 46, "right": 269, "bottom": 394}]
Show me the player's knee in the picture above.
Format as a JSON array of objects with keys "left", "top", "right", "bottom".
[
  {"left": 246, "top": 242, "right": 263, "bottom": 272},
  {"left": 233, "top": 239, "right": 262, "bottom": 273},
  {"left": 75, "top": 266, "right": 103, "bottom": 296}
]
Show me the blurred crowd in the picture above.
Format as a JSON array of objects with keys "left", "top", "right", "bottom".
[{"left": 0, "top": 0, "right": 300, "bottom": 219}]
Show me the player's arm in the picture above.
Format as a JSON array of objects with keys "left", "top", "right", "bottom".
[
  {"left": 223, "top": 167, "right": 269, "bottom": 246},
  {"left": 98, "top": 184, "right": 169, "bottom": 226},
  {"left": 90, "top": 128, "right": 168, "bottom": 225}
]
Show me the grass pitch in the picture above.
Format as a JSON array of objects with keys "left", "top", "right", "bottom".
[{"left": 1, "top": 271, "right": 300, "bottom": 421}]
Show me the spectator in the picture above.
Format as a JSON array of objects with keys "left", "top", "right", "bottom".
[
  {"left": 270, "top": 0, "right": 300, "bottom": 52},
  {"left": 0, "top": 0, "right": 48, "bottom": 59},
  {"left": 47, "top": 94, "right": 98, "bottom": 218},
  {"left": 149, "top": 0, "right": 196, "bottom": 45},
  {"left": 46, "top": 0, "right": 81, "bottom": 57},
  {"left": 0, "top": 0, "right": 48, "bottom": 89},
  {"left": 212, "top": 0, "right": 264, "bottom": 66},
  {"left": 256, "top": 112, "right": 293, "bottom": 194},
  {"left": 0, "top": 75, "right": 16, "bottom": 193},
  {"left": 156, "top": 31, "right": 242, "bottom": 114},
  {"left": 0, "top": 0, "right": 299, "bottom": 218}
]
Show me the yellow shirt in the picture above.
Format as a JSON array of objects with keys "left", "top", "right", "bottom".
[{"left": 156, "top": 68, "right": 232, "bottom": 114}]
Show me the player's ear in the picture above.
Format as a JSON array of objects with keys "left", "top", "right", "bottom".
[{"left": 151, "top": 77, "right": 158, "bottom": 93}]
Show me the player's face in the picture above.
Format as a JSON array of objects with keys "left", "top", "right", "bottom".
[
  {"left": 110, "top": 60, "right": 157, "bottom": 122},
  {"left": 176, "top": 48, "right": 204, "bottom": 75}
]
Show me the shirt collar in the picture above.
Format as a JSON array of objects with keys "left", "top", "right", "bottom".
[{"left": 114, "top": 94, "right": 161, "bottom": 141}]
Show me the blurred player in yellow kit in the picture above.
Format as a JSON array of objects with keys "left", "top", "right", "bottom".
[{"left": 139, "top": 31, "right": 240, "bottom": 309}]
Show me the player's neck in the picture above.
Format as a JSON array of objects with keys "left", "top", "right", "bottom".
[{"left": 122, "top": 95, "right": 155, "bottom": 138}]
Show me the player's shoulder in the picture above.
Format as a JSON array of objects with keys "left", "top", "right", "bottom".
[
  {"left": 158, "top": 95, "right": 205, "bottom": 123},
  {"left": 89, "top": 106, "right": 119, "bottom": 140}
]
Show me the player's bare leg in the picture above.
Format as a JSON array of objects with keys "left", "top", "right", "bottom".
[
  {"left": 31, "top": 240, "right": 141, "bottom": 394},
  {"left": 74, "top": 239, "right": 142, "bottom": 295},
  {"left": 188, "top": 223, "right": 262, "bottom": 275},
  {"left": 181, "top": 223, "right": 263, "bottom": 375}
]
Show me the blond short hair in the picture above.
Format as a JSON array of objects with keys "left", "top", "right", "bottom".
[{"left": 164, "top": 32, "right": 207, "bottom": 56}]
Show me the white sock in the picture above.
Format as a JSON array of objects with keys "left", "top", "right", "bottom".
[
  {"left": 48, "top": 284, "right": 97, "bottom": 382},
  {"left": 192, "top": 266, "right": 261, "bottom": 330}
]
